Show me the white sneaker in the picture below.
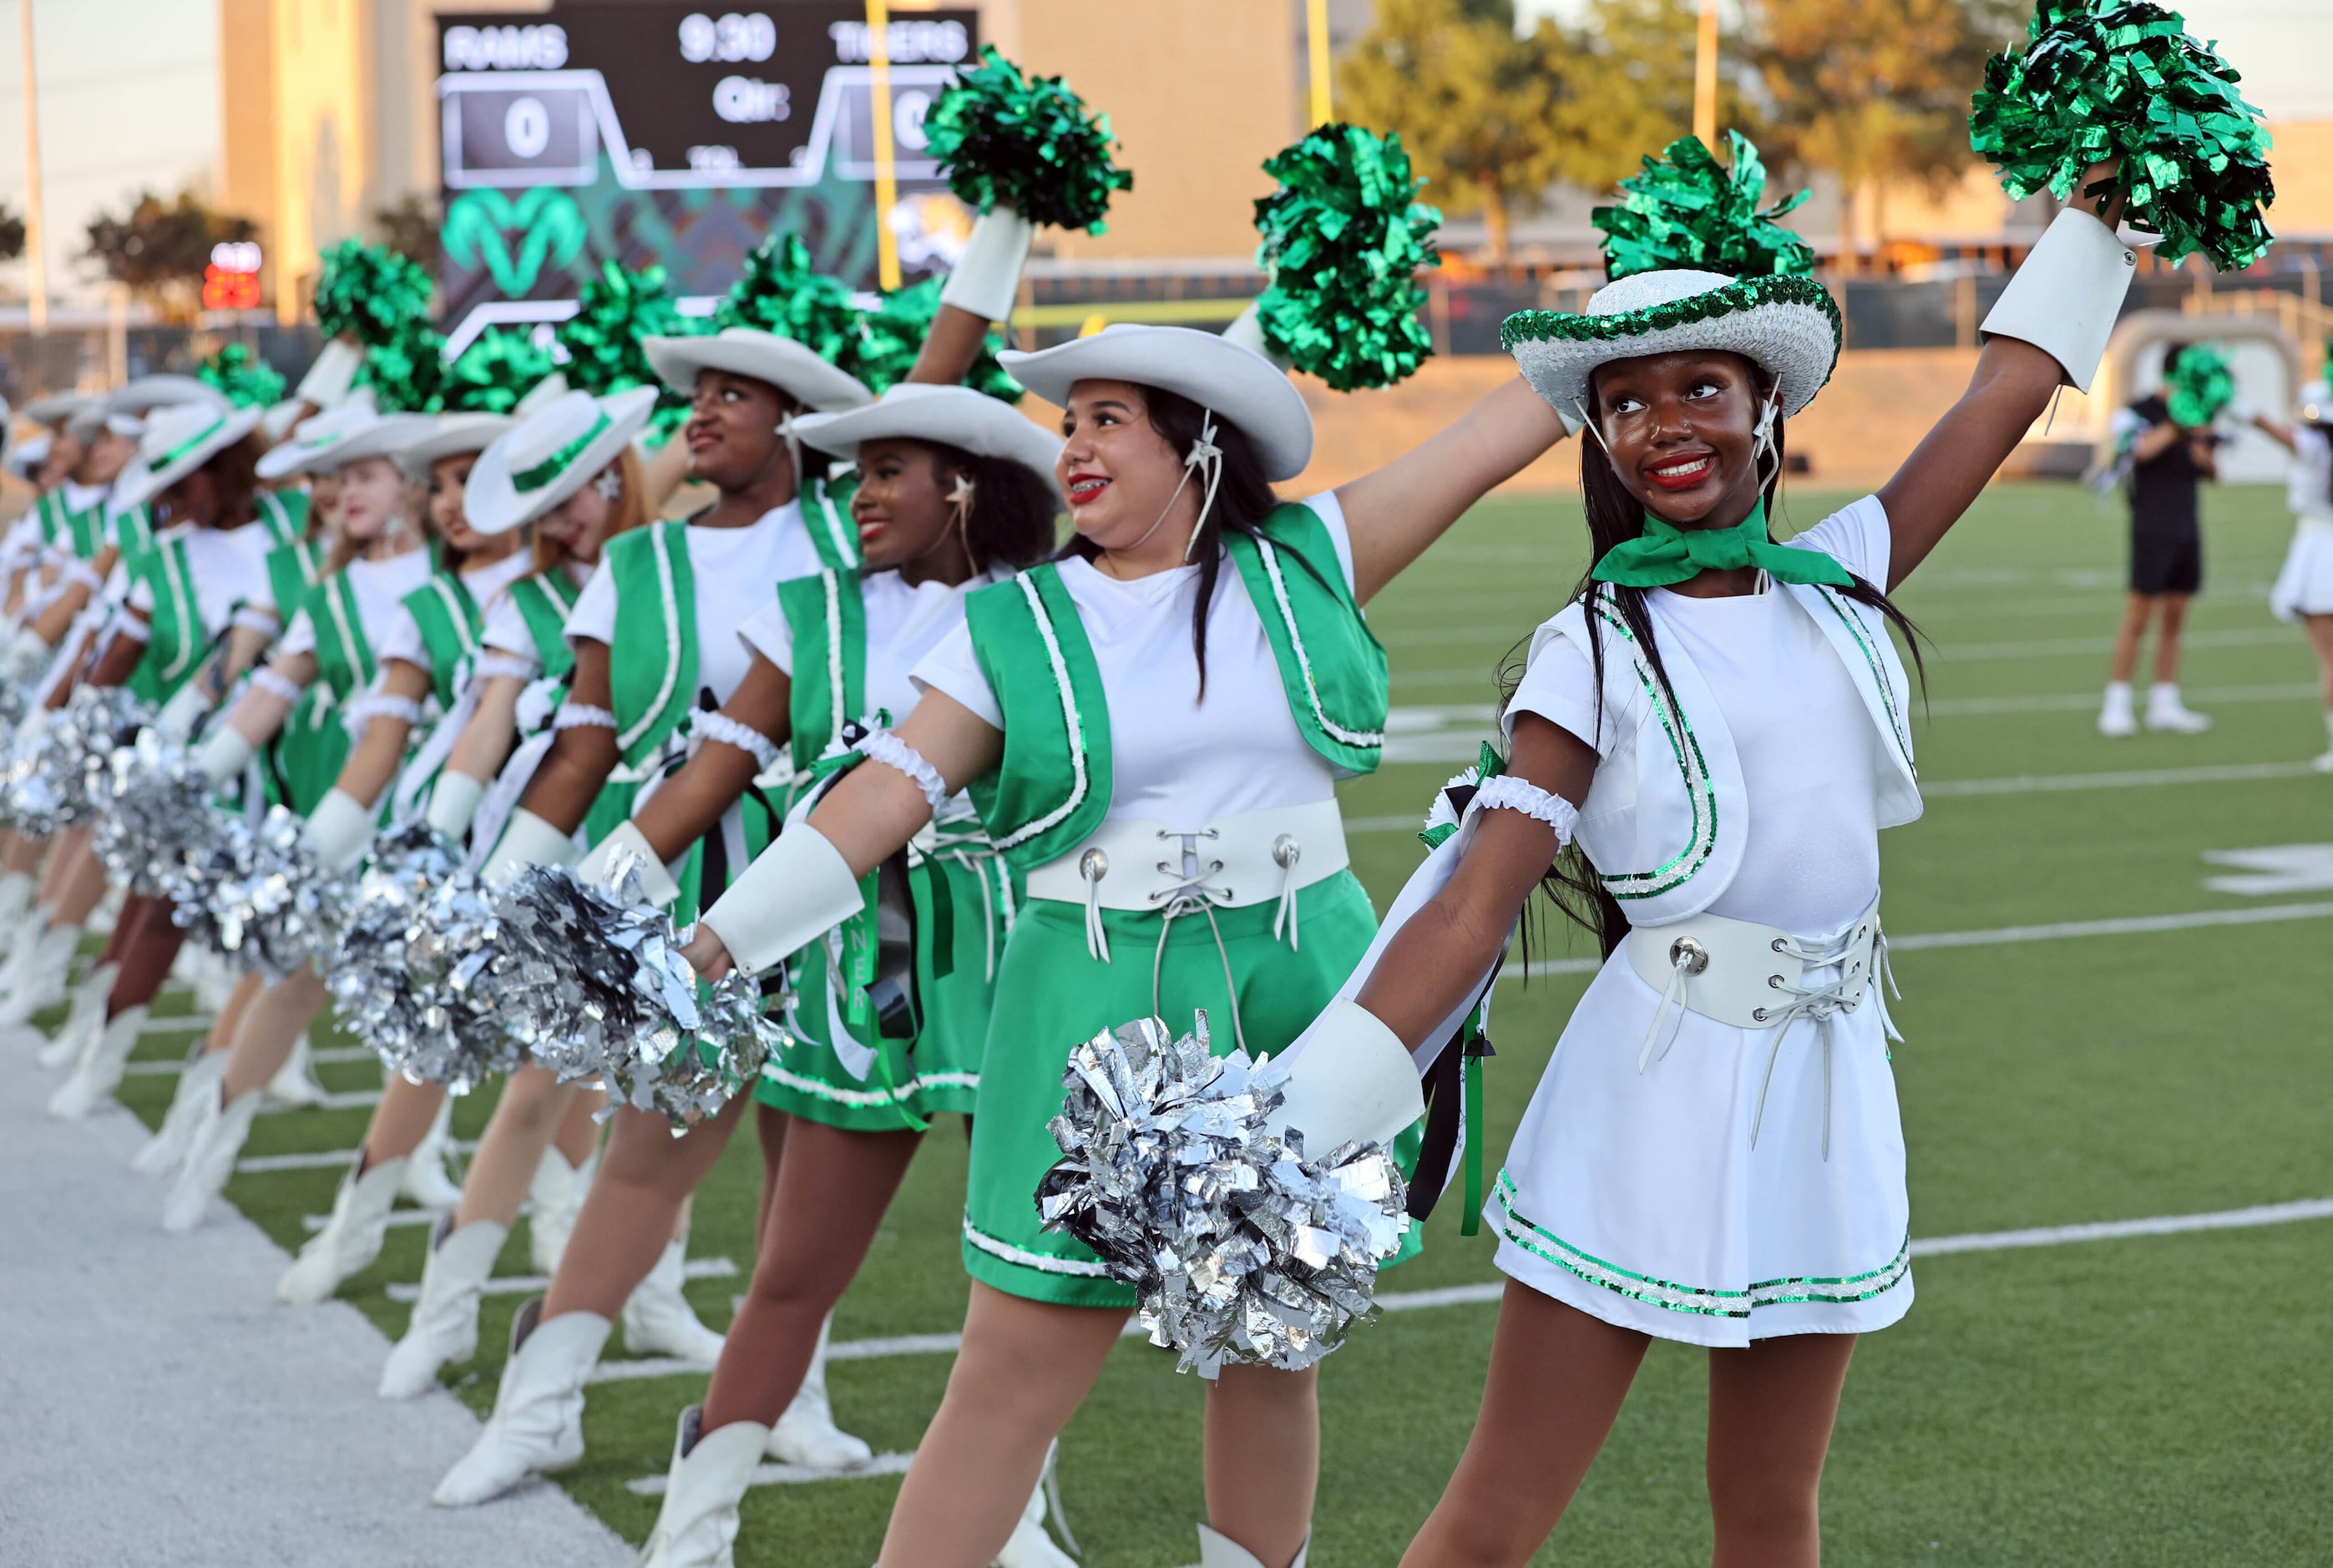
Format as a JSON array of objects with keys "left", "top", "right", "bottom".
[
  {"left": 47, "top": 997, "right": 142, "bottom": 1120},
  {"left": 261, "top": 1031, "right": 328, "bottom": 1110},
  {"left": 640, "top": 1406, "right": 771, "bottom": 1568},
  {"left": 1194, "top": 1523, "right": 1308, "bottom": 1568},
  {"left": 2145, "top": 683, "right": 2211, "bottom": 733},
  {"left": 432, "top": 1301, "right": 612, "bottom": 1507},
  {"left": 765, "top": 1312, "right": 873, "bottom": 1470},
  {"left": 526, "top": 1145, "right": 596, "bottom": 1275},
  {"left": 36, "top": 959, "right": 117, "bottom": 1071},
  {"left": 162, "top": 1081, "right": 260, "bottom": 1232},
  {"left": 278, "top": 1154, "right": 408, "bottom": 1302},
  {"left": 398, "top": 1095, "right": 465, "bottom": 1210},
  {"left": 2314, "top": 749, "right": 2333, "bottom": 775},
  {"left": 379, "top": 1216, "right": 509, "bottom": 1398},
  {"left": 2097, "top": 682, "right": 2136, "bottom": 738},
  {"left": 133, "top": 1050, "right": 227, "bottom": 1176},
  {"left": 621, "top": 1232, "right": 727, "bottom": 1363}
]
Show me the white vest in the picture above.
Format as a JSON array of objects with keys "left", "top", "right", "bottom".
[{"left": 1526, "top": 583, "right": 1921, "bottom": 927}]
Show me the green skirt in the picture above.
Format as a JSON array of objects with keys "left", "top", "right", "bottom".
[
  {"left": 757, "top": 850, "right": 1016, "bottom": 1131},
  {"left": 959, "top": 869, "right": 1424, "bottom": 1308}
]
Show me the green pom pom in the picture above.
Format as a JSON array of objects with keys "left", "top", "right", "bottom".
[
  {"left": 195, "top": 345, "right": 285, "bottom": 410},
  {"left": 849, "top": 277, "right": 1022, "bottom": 402},
  {"left": 442, "top": 329, "right": 556, "bottom": 415},
  {"left": 923, "top": 45, "right": 1132, "bottom": 235},
  {"left": 559, "top": 260, "right": 697, "bottom": 430},
  {"left": 1971, "top": 1, "right": 2275, "bottom": 271},
  {"left": 313, "top": 238, "right": 436, "bottom": 347},
  {"left": 359, "top": 329, "right": 448, "bottom": 413},
  {"left": 1250, "top": 124, "right": 1440, "bottom": 393},
  {"left": 2163, "top": 342, "right": 2234, "bottom": 427},
  {"left": 1595, "top": 132, "right": 1813, "bottom": 283},
  {"left": 715, "top": 234, "right": 861, "bottom": 365}
]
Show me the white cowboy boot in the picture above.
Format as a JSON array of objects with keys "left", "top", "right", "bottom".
[
  {"left": 1195, "top": 1523, "right": 1309, "bottom": 1568},
  {"left": 47, "top": 998, "right": 142, "bottom": 1120},
  {"left": 639, "top": 1405, "right": 770, "bottom": 1568},
  {"left": 2145, "top": 681, "right": 2212, "bottom": 733},
  {"left": 379, "top": 1216, "right": 509, "bottom": 1398},
  {"left": 0, "top": 869, "right": 35, "bottom": 938},
  {"left": 132, "top": 1049, "right": 226, "bottom": 1176},
  {"left": 161, "top": 1082, "right": 261, "bottom": 1232},
  {"left": 765, "top": 1313, "right": 873, "bottom": 1470},
  {"left": 86, "top": 882, "right": 123, "bottom": 937},
  {"left": 0, "top": 918, "right": 81, "bottom": 1026},
  {"left": 398, "top": 1095, "right": 465, "bottom": 1210},
  {"left": 526, "top": 1144, "right": 596, "bottom": 1274},
  {"left": 35, "top": 958, "right": 116, "bottom": 1070},
  {"left": 994, "top": 1470, "right": 1078, "bottom": 1568},
  {"left": 431, "top": 1300, "right": 611, "bottom": 1507},
  {"left": 621, "top": 1232, "right": 727, "bottom": 1362},
  {"left": 278, "top": 1153, "right": 409, "bottom": 1302},
  {"left": 261, "top": 1031, "right": 328, "bottom": 1110}
]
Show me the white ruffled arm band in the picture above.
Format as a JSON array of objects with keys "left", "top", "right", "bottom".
[
  {"left": 554, "top": 703, "right": 616, "bottom": 731},
  {"left": 695, "top": 711, "right": 781, "bottom": 771},
  {"left": 347, "top": 693, "right": 423, "bottom": 730},
  {"left": 471, "top": 650, "right": 535, "bottom": 682},
  {"left": 859, "top": 729, "right": 947, "bottom": 812},
  {"left": 251, "top": 667, "right": 305, "bottom": 704},
  {"left": 231, "top": 606, "right": 281, "bottom": 636},
  {"left": 1467, "top": 775, "right": 1579, "bottom": 846}
]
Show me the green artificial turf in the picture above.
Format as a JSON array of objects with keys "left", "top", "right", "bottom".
[{"left": 112, "top": 480, "right": 2333, "bottom": 1564}]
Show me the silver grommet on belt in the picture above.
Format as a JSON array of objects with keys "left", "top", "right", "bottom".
[
  {"left": 1668, "top": 937, "right": 1709, "bottom": 975},
  {"left": 1080, "top": 847, "right": 1108, "bottom": 883},
  {"left": 1273, "top": 834, "right": 1300, "bottom": 869}
]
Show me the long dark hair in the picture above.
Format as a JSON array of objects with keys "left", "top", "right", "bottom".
[
  {"left": 1057, "top": 384, "right": 1278, "bottom": 698},
  {"left": 919, "top": 440, "right": 1060, "bottom": 573},
  {"left": 1513, "top": 374, "right": 1926, "bottom": 960}
]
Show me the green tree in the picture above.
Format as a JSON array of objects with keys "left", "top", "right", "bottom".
[
  {"left": 0, "top": 201, "right": 23, "bottom": 264},
  {"left": 1338, "top": 0, "right": 1570, "bottom": 262},
  {"left": 372, "top": 192, "right": 442, "bottom": 275},
  {"left": 84, "top": 188, "right": 258, "bottom": 317},
  {"left": 1550, "top": 0, "right": 1758, "bottom": 195},
  {"left": 1743, "top": 0, "right": 2022, "bottom": 266}
]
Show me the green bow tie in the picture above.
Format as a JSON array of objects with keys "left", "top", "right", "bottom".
[{"left": 1591, "top": 501, "right": 1855, "bottom": 590}]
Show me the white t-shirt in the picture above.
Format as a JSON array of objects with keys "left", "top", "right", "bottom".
[
  {"left": 125, "top": 521, "right": 275, "bottom": 635},
  {"left": 374, "top": 549, "right": 537, "bottom": 673},
  {"left": 276, "top": 547, "right": 434, "bottom": 660},
  {"left": 910, "top": 493, "right": 1358, "bottom": 831},
  {"left": 1505, "top": 498, "right": 1892, "bottom": 935},
  {"left": 563, "top": 503, "right": 827, "bottom": 708},
  {"left": 2287, "top": 427, "right": 2333, "bottom": 523}
]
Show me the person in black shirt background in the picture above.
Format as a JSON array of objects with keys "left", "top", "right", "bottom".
[{"left": 2099, "top": 344, "right": 2224, "bottom": 736}]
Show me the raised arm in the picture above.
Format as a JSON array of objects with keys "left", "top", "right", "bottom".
[{"left": 1334, "top": 376, "right": 1569, "bottom": 604}]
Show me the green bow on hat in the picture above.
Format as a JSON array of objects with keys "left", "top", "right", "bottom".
[{"left": 1591, "top": 501, "right": 1854, "bottom": 589}]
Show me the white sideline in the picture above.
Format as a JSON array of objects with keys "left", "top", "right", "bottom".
[
  {"left": 126, "top": 1044, "right": 373, "bottom": 1075},
  {"left": 626, "top": 1449, "right": 918, "bottom": 1497},
  {"left": 385, "top": 1255, "right": 736, "bottom": 1303}
]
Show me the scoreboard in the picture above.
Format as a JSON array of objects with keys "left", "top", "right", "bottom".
[{"left": 435, "top": 4, "right": 979, "bottom": 350}]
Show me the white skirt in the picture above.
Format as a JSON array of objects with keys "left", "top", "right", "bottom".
[
  {"left": 1489, "top": 933, "right": 1912, "bottom": 1348},
  {"left": 2270, "top": 518, "right": 2333, "bottom": 622}
]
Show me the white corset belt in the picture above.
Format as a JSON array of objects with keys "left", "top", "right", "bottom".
[
  {"left": 1625, "top": 897, "right": 1899, "bottom": 1158},
  {"left": 1023, "top": 799, "right": 1350, "bottom": 1051}
]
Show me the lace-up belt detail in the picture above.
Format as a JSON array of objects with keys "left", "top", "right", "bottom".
[
  {"left": 1024, "top": 802, "right": 1350, "bottom": 1052},
  {"left": 1625, "top": 900, "right": 1900, "bottom": 1159}
]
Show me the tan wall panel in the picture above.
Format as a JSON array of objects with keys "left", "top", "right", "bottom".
[
  {"left": 218, "top": 0, "right": 279, "bottom": 286},
  {"left": 2265, "top": 119, "right": 2333, "bottom": 235}
]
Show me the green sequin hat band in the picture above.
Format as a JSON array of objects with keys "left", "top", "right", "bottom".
[{"left": 1502, "top": 271, "right": 1842, "bottom": 427}]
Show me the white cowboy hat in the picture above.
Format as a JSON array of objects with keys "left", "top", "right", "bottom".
[
  {"left": 397, "top": 413, "right": 516, "bottom": 478},
  {"left": 8, "top": 431, "right": 50, "bottom": 479},
  {"left": 114, "top": 401, "right": 266, "bottom": 508},
  {"left": 998, "top": 324, "right": 1314, "bottom": 482},
  {"left": 1502, "top": 269, "right": 1841, "bottom": 424},
  {"left": 514, "top": 371, "right": 572, "bottom": 416},
  {"left": 23, "top": 393, "right": 99, "bottom": 432},
  {"left": 792, "top": 382, "right": 1063, "bottom": 487},
  {"left": 109, "top": 374, "right": 230, "bottom": 418},
  {"left": 259, "top": 398, "right": 305, "bottom": 445},
  {"left": 642, "top": 327, "right": 872, "bottom": 414},
  {"left": 255, "top": 391, "right": 383, "bottom": 480},
  {"left": 303, "top": 412, "right": 438, "bottom": 474},
  {"left": 464, "top": 386, "right": 658, "bottom": 537}
]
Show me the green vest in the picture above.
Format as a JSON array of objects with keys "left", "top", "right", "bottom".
[
  {"left": 306, "top": 569, "right": 382, "bottom": 704},
  {"left": 125, "top": 535, "right": 211, "bottom": 705},
  {"left": 964, "top": 503, "right": 1387, "bottom": 873},
  {"left": 256, "top": 489, "right": 310, "bottom": 549},
  {"left": 263, "top": 539, "right": 326, "bottom": 630},
  {"left": 400, "top": 570, "right": 485, "bottom": 711},
  {"left": 778, "top": 568, "right": 868, "bottom": 768},
  {"left": 505, "top": 569, "right": 580, "bottom": 682},
  {"left": 36, "top": 490, "right": 107, "bottom": 559},
  {"left": 801, "top": 473, "right": 863, "bottom": 573},
  {"left": 109, "top": 503, "right": 154, "bottom": 561}
]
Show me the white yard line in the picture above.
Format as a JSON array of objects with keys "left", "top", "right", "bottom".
[
  {"left": 387, "top": 1256, "right": 735, "bottom": 1305},
  {"left": 125, "top": 1045, "right": 374, "bottom": 1078},
  {"left": 626, "top": 1449, "right": 918, "bottom": 1497},
  {"left": 240, "top": 1141, "right": 478, "bottom": 1175}
]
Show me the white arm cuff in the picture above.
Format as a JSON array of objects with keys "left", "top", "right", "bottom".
[
  {"left": 1267, "top": 999, "right": 1425, "bottom": 1156},
  {"left": 424, "top": 771, "right": 486, "bottom": 839},
  {"left": 4, "top": 625, "right": 52, "bottom": 678},
  {"left": 574, "top": 819, "right": 684, "bottom": 908},
  {"left": 938, "top": 205, "right": 1035, "bottom": 324},
  {"left": 347, "top": 692, "right": 423, "bottom": 731},
  {"left": 1467, "top": 775, "right": 1578, "bottom": 844},
  {"left": 701, "top": 823, "right": 866, "bottom": 979},
  {"left": 859, "top": 729, "right": 947, "bottom": 812},
  {"left": 303, "top": 788, "right": 377, "bottom": 872},
  {"left": 231, "top": 606, "right": 281, "bottom": 636},
  {"left": 1980, "top": 209, "right": 2137, "bottom": 395},
  {"left": 696, "top": 711, "right": 781, "bottom": 771},
  {"left": 198, "top": 726, "right": 256, "bottom": 787},
  {"left": 472, "top": 650, "right": 535, "bottom": 683},
  {"left": 294, "top": 338, "right": 364, "bottom": 410},
  {"left": 554, "top": 703, "right": 616, "bottom": 731},
  {"left": 251, "top": 667, "right": 305, "bottom": 704},
  {"left": 154, "top": 680, "right": 215, "bottom": 743},
  {"left": 481, "top": 807, "right": 583, "bottom": 887}
]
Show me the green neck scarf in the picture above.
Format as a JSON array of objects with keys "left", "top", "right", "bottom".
[{"left": 1592, "top": 501, "right": 1854, "bottom": 589}]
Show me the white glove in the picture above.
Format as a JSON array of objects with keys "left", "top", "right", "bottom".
[
  {"left": 294, "top": 338, "right": 365, "bottom": 410},
  {"left": 301, "top": 789, "right": 377, "bottom": 872},
  {"left": 1263, "top": 999, "right": 1426, "bottom": 1156},
  {"left": 14, "top": 705, "right": 52, "bottom": 746},
  {"left": 700, "top": 823, "right": 866, "bottom": 979},
  {"left": 423, "top": 771, "right": 486, "bottom": 840},
  {"left": 1979, "top": 208, "right": 2138, "bottom": 394},
  {"left": 154, "top": 680, "right": 215, "bottom": 743},
  {"left": 938, "top": 205, "right": 1035, "bottom": 324},
  {"left": 197, "top": 726, "right": 256, "bottom": 787},
  {"left": 1221, "top": 300, "right": 1293, "bottom": 374},
  {"left": 481, "top": 807, "right": 581, "bottom": 887},
  {"left": 3, "top": 625, "right": 51, "bottom": 682},
  {"left": 574, "top": 819, "right": 682, "bottom": 908}
]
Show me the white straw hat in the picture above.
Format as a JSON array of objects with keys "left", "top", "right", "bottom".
[
  {"left": 792, "top": 383, "right": 1062, "bottom": 487},
  {"left": 464, "top": 386, "right": 658, "bottom": 537},
  {"left": 998, "top": 324, "right": 1313, "bottom": 482},
  {"left": 114, "top": 401, "right": 265, "bottom": 508},
  {"left": 642, "top": 328, "right": 872, "bottom": 414}
]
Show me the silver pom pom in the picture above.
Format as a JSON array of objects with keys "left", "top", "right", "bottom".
[
  {"left": 488, "top": 860, "right": 787, "bottom": 1129},
  {"left": 171, "top": 805, "right": 359, "bottom": 980},
  {"left": 3, "top": 685, "right": 152, "bottom": 837},
  {"left": 92, "top": 728, "right": 224, "bottom": 896},
  {"left": 1035, "top": 1013, "right": 1410, "bottom": 1377}
]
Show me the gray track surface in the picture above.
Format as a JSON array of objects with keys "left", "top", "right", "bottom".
[{"left": 0, "top": 1055, "right": 632, "bottom": 1568}]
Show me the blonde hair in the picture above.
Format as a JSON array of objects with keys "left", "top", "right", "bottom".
[
  {"left": 533, "top": 444, "right": 651, "bottom": 573},
  {"left": 322, "top": 460, "right": 427, "bottom": 578}
]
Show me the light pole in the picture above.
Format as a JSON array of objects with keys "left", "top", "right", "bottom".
[
  {"left": 18, "top": 0, "right": 46, "bottom": 331},
  {"left": 864, "top": 0, "right": 901, "bottom": 291},
  {"left": 1307, "top": 0, "right": 1334, "bottom": 129},
  {"left": 1693, "top": 0, "right": 1720, "bottom": 151}
]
